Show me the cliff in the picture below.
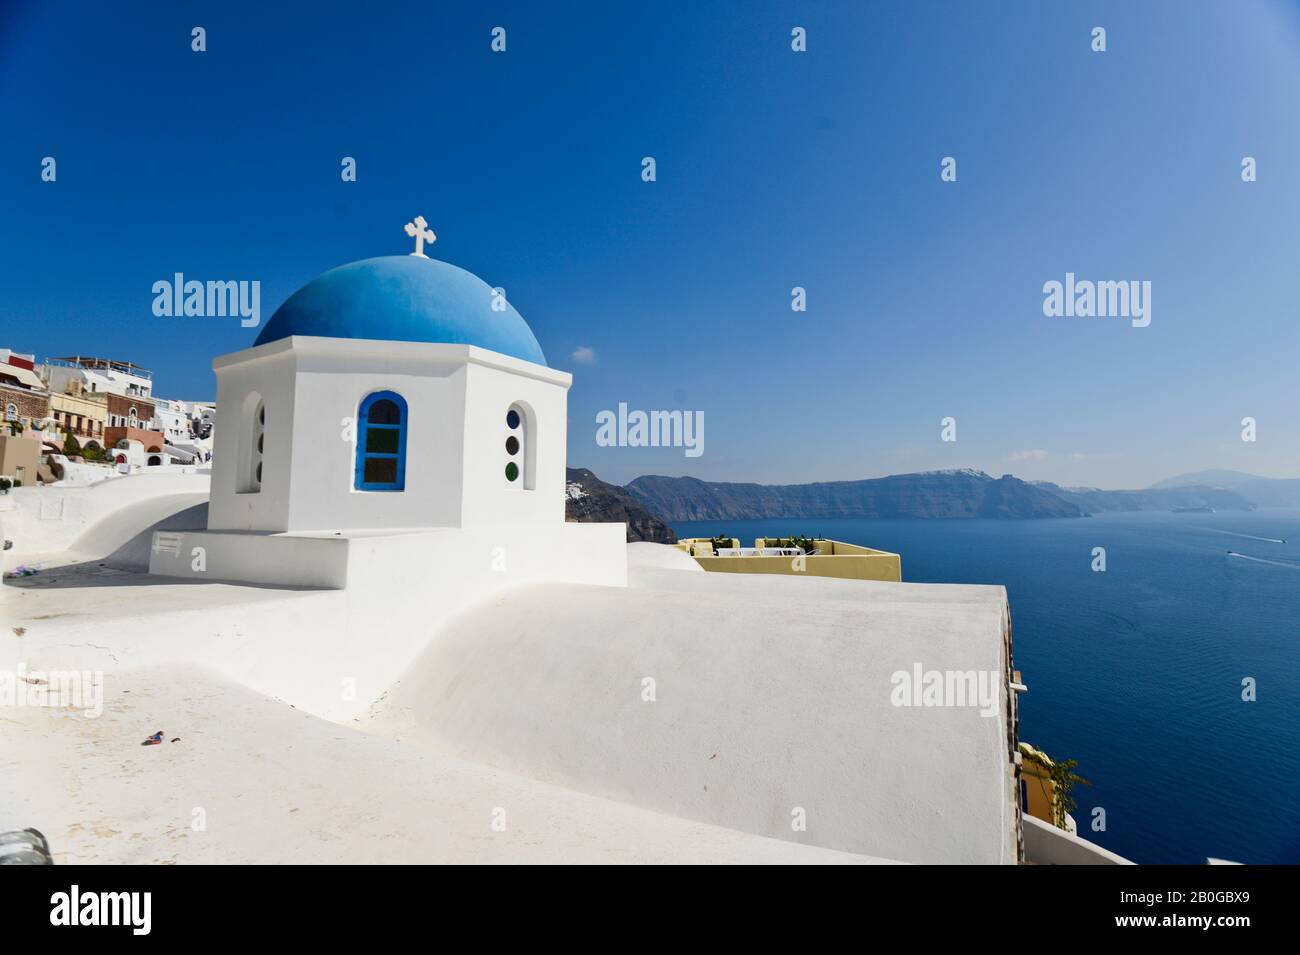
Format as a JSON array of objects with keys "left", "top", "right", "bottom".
[
  {"left": 565, "top": 467, "right": 678, "bottom": 543},
  {"left": 624, "top": 469, "right": 1082, "bottom": 521}
]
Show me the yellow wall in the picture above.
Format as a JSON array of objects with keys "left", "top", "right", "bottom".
[
  {"left": 1021, "top": 761, "right": 1056, "bottom": 825},
  {"left": 677, "top": 538, "right": 902, "bottom": 582},
  {"left": 50, "top": 391, "right": 108, "bottom": 442},
  {"left": 1019, "top": 744, "right": 1064, "bottom": 827},
  {"left": 675, "top": 538, "right": 739, "bottom": 558},
  {"left": 692, "top": 552, "right": 901, "bottom": 582}
]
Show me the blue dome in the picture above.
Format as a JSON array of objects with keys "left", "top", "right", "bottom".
[{"left": 255, "top": 256, "right": 546, "bottom": 365}]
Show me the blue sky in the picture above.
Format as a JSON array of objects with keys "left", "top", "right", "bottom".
[{"left": 3, "top": 0, "right": 1300, "bottom": 488}]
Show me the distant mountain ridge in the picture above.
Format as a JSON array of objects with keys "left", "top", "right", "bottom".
[
  {"left": 1145, "top": 470, "right": 1300, "bottom": 508},
  {"left": 1148, "top": 470, "right": 1264, "bottom": 489},
  {"left": 565, "top": 467, "right": 1298, "bottom": 530},
  {"left": 625, "top": 470, "right": 1082, "bottom": 521}
]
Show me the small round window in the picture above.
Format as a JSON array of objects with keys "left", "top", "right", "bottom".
[
  {"left": 505, "top": 435, "right": 520, "bottom": 455},
  {"left": 506, "top": 409, "right": 520, "bottom": 429},
  {"left": 505, "top": 462, "right": 519, "bottom": 482}
]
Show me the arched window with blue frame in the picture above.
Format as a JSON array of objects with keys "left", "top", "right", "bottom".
[{"left": 355, "top": 391, "right": 408, "bottom": 491}]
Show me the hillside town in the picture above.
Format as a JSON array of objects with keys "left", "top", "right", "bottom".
[{"left": 0, "top": 348, "right": 213, "bottom": 487}]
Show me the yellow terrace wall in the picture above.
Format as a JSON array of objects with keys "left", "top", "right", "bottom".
[
  {"left": 676, "top": 538, "right": 738, "bottom": 557},
  {"left": 676, "top": 538, "right": 902, "bottom": 582},
  {"left": 1019, "top": 742, "right": 1067, "bottom": 830}
]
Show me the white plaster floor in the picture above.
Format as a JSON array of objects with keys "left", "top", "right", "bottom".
[
  {"left": 0, "top": 542, "right": 1011, "bottom": 864},
  {"left": 0, "top": 662, "right": 885, "bottom": 864}
]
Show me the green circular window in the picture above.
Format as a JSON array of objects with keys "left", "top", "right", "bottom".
[
  {"left": 505, "top": 462, "right": 519, "bottom": 482},
  {"left": 505, "top": 435, "right": 519, "bottom": 455}
]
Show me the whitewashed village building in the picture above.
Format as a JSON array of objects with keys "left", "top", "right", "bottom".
[
  {"left": 41, "top": 356, "right": 153, "bottom": 402},
  {"left": 152, "top": 399, "right": 192, "bottom": 447}
]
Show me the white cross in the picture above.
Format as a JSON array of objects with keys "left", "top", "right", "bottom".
[{"left": 404, "top": 215, "right": 436, "bottom": 258}]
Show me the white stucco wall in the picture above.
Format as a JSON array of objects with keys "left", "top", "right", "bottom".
[
  {"left": 207, "top": 342, "right": 296, "bottom": 531},
  {"left": 206, "top": 337, "right": 570, "bottom": 534},
  {"left": 460, "top": 359, "right": 568, "bottom": 526}
]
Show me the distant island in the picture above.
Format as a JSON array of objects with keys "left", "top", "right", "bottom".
[{"left": 564, "top": 467, "right": 1300, "bottom": 525}]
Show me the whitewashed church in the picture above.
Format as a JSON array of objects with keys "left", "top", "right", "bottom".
[{"left": 149, "top": 217, "right": 626, "bottom": 591}]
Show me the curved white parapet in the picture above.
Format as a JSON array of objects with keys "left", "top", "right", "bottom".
[
  {"left": 1, "top": 471, "right": 210, "bottom": 564},
  {"left": 626, "top": 541, "right": 704, "bottom": 572},
  {"left": 371, "top": 569, "right": 1021, "bottom": 864},
  {"left": 1022, "top": 814, "right": 1134, "bottom": 865}
]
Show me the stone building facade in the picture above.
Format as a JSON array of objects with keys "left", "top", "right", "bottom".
[
  {"left": 105, "top": 393, "right": 155, "bottom": 430},
  {"left": 1, "top": 383, "right": 49, "bottom": 429}
]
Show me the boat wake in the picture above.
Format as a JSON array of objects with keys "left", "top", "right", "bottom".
[
  {"left": 1197, "top": 527, "right": 1287, "bottom": 544},
  {"left": 1226, "top": 551, "right": 1300, "bottom": 570}
]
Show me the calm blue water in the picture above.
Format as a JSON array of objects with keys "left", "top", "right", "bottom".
[{"left": 675, "top": 512, "right": 1300, "bottom": 865}]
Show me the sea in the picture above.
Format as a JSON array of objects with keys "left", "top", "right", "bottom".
[{"left": 673, "top": 511, "right": 1300, "bottom": 865}]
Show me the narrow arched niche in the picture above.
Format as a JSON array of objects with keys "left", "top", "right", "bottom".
[
  {"left": 505, "top": 401, "right": 537, "bottom": 490},
  {"left": 236, "top": 392, "right": 264, "bottom": 494}
]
